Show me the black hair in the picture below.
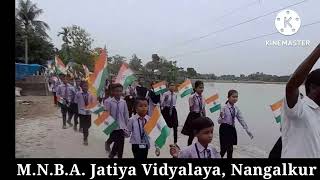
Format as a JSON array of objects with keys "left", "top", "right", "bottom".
[
  {"left": 225, "top": 89, "right": 238, "bottom": 104},
  {"left": 111, "top": 83, "right": 123, "bottom": 91},
  {"left": 80, "top": 80, "right": 88, "bottom": 87},
  {"left": 134, "top": 97, "right": 148, "bottom": 110},
  {"left": 305, "top": 68, "right": 320, "bottom": 95},
  {"left": 150, "top": 81, "right": 156, "bottom": 87},
  {"left": 192, "top": 116, "right": 214, "bottom": 135},
  {"left": 193, "top": 80, "right": 204, "bottom": 93}
]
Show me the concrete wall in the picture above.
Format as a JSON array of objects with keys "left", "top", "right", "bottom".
[{"left": 15, "top": 75, "right": 50, "bottom": 96}]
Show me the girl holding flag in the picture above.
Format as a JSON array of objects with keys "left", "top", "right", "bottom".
[
  {"left": 161, "top": 82, "right": 178, "bottom": 144},
  {"left": 181, "top": 80, "right": 206, "bottom": 145},
  {"left": 218, "top": 90, "right": 254, "bottom": 158}
]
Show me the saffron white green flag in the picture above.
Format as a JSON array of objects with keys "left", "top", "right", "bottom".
[
  {"left": 88, "top": 49, "right": 108, "bottom": 97},
  {"left": 270, "top": 99, "right": 283, "bottom": 123},
  {"left": 152, "top": 81, "right": 167, "bottom": 95},
  {"left": 205, "top": 94, "right": 221, "bottom": 113},
  {"left": 93, "top": 111, "right": 118, "bottom": 135},
  {"left": 177, "top": 79, "right": 193, "bottom": 98},
  {"left": 54, "top": 56, "right": 67, "bottom": 75},
  {"left": 144, "top": 107, "right": 170, "bottom": 148},
  {"left": 85, "top": 102, "right": 104, "bottom": 114},
  {"left": 115, "top": 63, "right": 136, "bottom": 89}
]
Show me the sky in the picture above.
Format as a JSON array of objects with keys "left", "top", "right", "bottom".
[{"left": 21, "top": 0, "right": 320, "bottom": 76}]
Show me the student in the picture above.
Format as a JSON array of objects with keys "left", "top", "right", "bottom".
[
  {"left": 268, "top": 93, "right": 305, "bottom": 158},
  {"left": 74, "top": 81, "right": 95, "bottom": 145},
  {"left": 135, "top": 77, "right": 148, "bottom": 98},
  {"left": 124, "top": 83, "right": 136, "bottom": 117},
  {"left": 70, "top": 78, "right": 82, "bottom": 131},
  {"left": 104, "top": 83, "right": 130, "bottom": 158},
  {"left": 161, "top": 82, "right": 178, "bottom": 144},
  {"left": 170, "top": 116, "right": 220, "bottom": 158},
  {"left": 181, "top": 81, "right": 206, "bottom": 145},
  {"left": 56, "top": 74, "right": 75, "bottom": 129},
  {"left": 127, "top": 97, "right": 151, "bottom": 159},
  {"left": 282, "top": 43, "right": 320, "bottom": 158},
  {"left": 147, "top": 81, "right": 161, "bottom": 117},
  {"left": 218, "top": 90, "right": 254, "bottom": 159},
  {"left": 51, "top": 75, "right": 60, "bottom": 106}
]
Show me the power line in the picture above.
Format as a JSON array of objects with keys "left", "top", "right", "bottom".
[
  {"left": 161, "top": 0, "right": 308, "bottom": 52},
  {"left": 158, "top": 0, "right": 261, "bottom": 52},
  {"left": 168, "top": 20, "right": 320, "bottom": 59},
  {"left": 208, "top": 0, "right": 261, "bottom": 23}
]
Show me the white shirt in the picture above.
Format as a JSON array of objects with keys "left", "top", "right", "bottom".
[
  {"left": 127, "top": 114, "right": 151, "bottom": 146},
  {"left": 178, "top": 142, "right": 220, "bottom": 158},
  {"left": 281, "top": 96, "right": 320, "bottom": 158}
]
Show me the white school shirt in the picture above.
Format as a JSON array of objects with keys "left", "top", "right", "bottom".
[
  {"left": 178, "top": 142, "right": 220, "bottom": 158},
  {"left": 281, "top": 95, "right": 320, "bottom": 158},
  {"left": 161, "top": 91, "right": 177, "bottom": 107},
  {"left": 127, "top": 114, "right": 151, "bottom": 146}
]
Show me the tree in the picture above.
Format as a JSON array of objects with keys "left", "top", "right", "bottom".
[
  {"left": 57, "top": 25, "right": 94, "bottom": 69},
  {"left": 16, "top": 0, "right": 50, "bottom": 64},
  {"left": 107, "top": 55, "right": 126, "bottom": 75},
  {"left": 57, "top": 27, "right": 71, "bottom": 62},
  {"left": 129, "top": 54, "right": 143, "bottom": 71},
  {"left": 187, "top": 67, "right": 197, "bottom": 78},
  {"left": 15, "top": 16, "right": 54, "bottom": 65}
]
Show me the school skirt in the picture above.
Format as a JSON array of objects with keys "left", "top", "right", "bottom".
[
  {"left": 181, "top": 112, "right": 201, "bottom": 136},
  {"left": 161, "top": 107, "right": 178, "bottom": 128},
  {"left": 219, "top": 123, "right": 237, "bottom": 146},
  {"left": 79, "top": 114, "right": 91, "bottom": 129}
]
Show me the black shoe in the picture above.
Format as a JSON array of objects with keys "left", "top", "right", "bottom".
[
  {"left": 73, "top": 125, "right": 77, "bottom": 131},
  {"left": 62, "top": 125, "right": 67, "bottom": 129}
]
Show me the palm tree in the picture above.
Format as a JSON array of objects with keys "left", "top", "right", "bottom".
[
  {"left": 58, "top": 27, "right": 70, "bottom": 45},
  {"left": 58, "top": 27, "right": 71, "bottom": 60},
  {"left": 16, "top": 0, "right": 49, "bottom": 64}
]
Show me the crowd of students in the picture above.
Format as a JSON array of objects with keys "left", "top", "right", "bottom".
[{"left": 48, "top": 43, "right": 320, "bottom": 159}]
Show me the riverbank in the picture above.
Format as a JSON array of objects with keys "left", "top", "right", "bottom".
[{"left": 191, "top": 79, "right": 287, "bottom": 84}]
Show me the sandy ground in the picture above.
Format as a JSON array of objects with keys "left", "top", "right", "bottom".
[{"left": 15, "top": 96, "right": 266, "bottom": 158}]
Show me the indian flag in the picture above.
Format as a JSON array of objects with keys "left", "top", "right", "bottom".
[
  {"left": 270, "top": 99, "right": 283, "bottom": 123},
  {"left": 93, "top": 111, "right": 118, "bottom": 135},
  {"left": 205, "top": 94, "right": 221, "bottom": 113},
  {"left": 54, "top": 56, "right": 67, "bottom": 75},
  {"left": 89, "top": 49, "right": 108, "bottom": 97},
  {"left": 115, "top": 63, "right": 136, "bottom": 89},
  {"left": 85, "top": 102, "right": 104, "bottom": 114},
  {"left": 177, "top": 79, "right": 193, "bottom": 98},
  {"left": 144, "top": 107, "right": 170, "bottom": 148},
  {"left": 152, "top": 81, "right": 167, "bottom": 95},
  {"left": 56, "top": 95, "right": 66, "bottom": 105}
]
